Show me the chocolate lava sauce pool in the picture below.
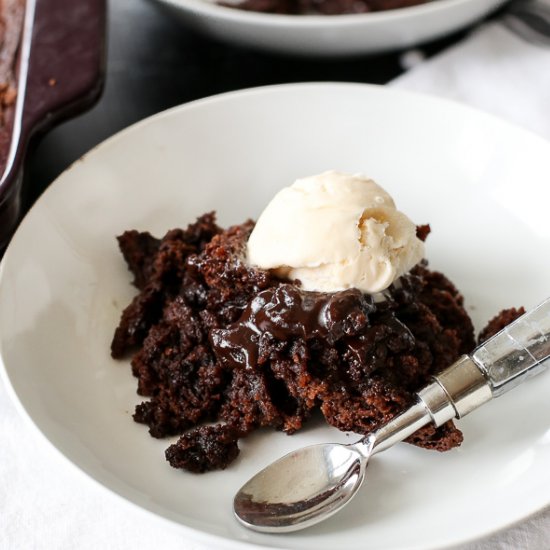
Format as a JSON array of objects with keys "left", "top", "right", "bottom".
[{"left": 210, "top": 281, "right": 410, "bottom": 371}]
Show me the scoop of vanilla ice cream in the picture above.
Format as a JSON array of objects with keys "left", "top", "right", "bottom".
[{"left": 246, "top": 171, "right": 425, "bottom": 294}]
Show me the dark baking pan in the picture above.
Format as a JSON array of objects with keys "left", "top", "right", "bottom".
[{"left": 0, "top": 0, "right": 106, "bottom": 253}]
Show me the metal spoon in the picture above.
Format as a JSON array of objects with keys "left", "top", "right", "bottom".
[{"left": 234, "top": 298, "right": 550, "bottom": 533}]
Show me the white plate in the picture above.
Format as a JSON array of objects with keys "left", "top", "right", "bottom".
[
  {"left": 154, "top": 0, "right": 507, "bottom": 55},
  {"left": 1, "top": 83, "right": 550, "bottom": 550}
]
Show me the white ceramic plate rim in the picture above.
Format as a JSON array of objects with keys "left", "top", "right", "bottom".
[{"left": 1, "top": 82, "right": 549, "bottom": 550}]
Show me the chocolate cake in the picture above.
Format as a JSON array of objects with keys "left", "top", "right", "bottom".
[
  {"left": 0, "top": 0, "right": 25, "bottom": 174},
  {"left": 111, "top": 212, "right": 522, "bottom": 473},
  {"left": 218, "top": 0, "right": 431, "bottom": 16}
]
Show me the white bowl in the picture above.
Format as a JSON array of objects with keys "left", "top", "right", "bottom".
[
  {"left": 1, "top": 83, "right": 550, "bottom": 550},
  {"left": 153, "top": 0, "right": 507, "bottom": 55}
]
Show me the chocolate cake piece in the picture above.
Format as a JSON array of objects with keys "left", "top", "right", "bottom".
[
  {"left": 112, "top": 213, "right": 484, "bottom": 473},
  {"left": 165, "top": 424, "right": 240, "bottom": 473},
  {"left": 218, "top": 0, "right": 430, "bottom": 15},
  {"left": 111, "top": 213, "right": 222, "bottom": 358}
]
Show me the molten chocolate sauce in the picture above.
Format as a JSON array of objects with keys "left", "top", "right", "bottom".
[{"left": 210, "top": 283, "right": 384, "bottom": 370}]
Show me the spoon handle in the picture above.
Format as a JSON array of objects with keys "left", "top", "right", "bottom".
[
  {"left": 429, "top": 297, "right": 550, "bottom": 419},
  {"left": 371, "top": 298, "right": 550, "bottom": 454},
  {"left": 471, "top": 297, "right": 550, "bottom": 396}
]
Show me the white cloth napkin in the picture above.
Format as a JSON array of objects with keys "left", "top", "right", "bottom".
[
  {"left": 3, "top": 9, "right": 550, "bottom": 550},
  {"left": 390, "top": 10, "right": 550, "bottom": 550},
  {"left": 391, "top": 15, "right": 550, "bottom": 141}
]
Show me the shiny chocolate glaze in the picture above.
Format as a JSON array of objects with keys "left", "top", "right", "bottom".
[{"left": 210, "top": 282, "right": 406, "bottom": 371}]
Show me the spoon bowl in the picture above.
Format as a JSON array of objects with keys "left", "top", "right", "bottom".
[{"left": 234, "top": 438, "right": 373, "bottom": 533}]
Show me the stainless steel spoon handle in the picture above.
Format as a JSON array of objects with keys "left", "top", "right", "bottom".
[{"left": 370, "top": 298, "right": 550, "bottom": 454}]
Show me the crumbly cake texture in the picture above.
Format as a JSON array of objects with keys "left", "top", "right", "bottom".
[
  {"left": 111, "top": 213, "right": 522, "bottom": 473},
  {"left": 218, "top": 0, "right": 430, "bottom": 16}
]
